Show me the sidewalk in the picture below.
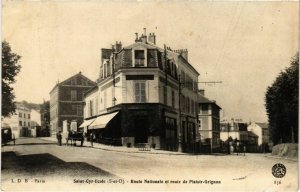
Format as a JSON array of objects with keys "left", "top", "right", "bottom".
[{"left": 40, "top": 136, "right": 187, "bottom": 156}]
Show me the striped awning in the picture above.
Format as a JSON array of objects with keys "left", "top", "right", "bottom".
[
  {"left": 89, "top": 111, "right": 119, "bottom": 129},
  {"left": 79, "top": 118, "right": 96, "bottom": 128}
]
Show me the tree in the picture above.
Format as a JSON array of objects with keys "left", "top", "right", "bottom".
[
  {"left": 40, "top": 101, "right": 50, "bottom": 136},
  {"left": 265, "top": 53, "right": 299, "bottom": 145},
  {"left": 2, "top": 41, "right": 21, "bottom": 117}
]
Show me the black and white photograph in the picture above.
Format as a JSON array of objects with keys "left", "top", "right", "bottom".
[{"left": 1, "top": 1, "right": 299, "bottom": 191}]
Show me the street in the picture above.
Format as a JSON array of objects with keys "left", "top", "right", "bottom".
[{"left": 1, "top": 138, "right": 298, "bottom": 191}]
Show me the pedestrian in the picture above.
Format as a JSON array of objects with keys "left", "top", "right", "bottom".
[
  {"left": 90, "top": 132, "right": 94, "bottom": 147},
  {"left": 243, "top": 145, "right": 246, "bottom": 156},
  {"left": 12, "top": 133, "right": 15, "bottom": 145},
  {"left": 57, "top": 131, "right": 62, "bottom": 146}
]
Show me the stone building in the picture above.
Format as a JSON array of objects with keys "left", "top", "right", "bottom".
[
  {"left": 198, "top": 91, "right": 221, "bottom": 152},
  {"left": 247, "top": 122, "right": 270, "bottom": 152},
  {"left": 49, "top": 72, "right": 96, "bottom": 135},
  {"left": 2, "top": 103, "right": 32, "bottom": 138},
  {"left": 81, "top": 29, "right": 200, "bottom": 152},
  {"left": 220, "top": 119, "right": 259, "bottom": 152}
]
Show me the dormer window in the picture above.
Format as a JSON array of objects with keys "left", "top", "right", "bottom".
[{"left": 134, "top": 50, "right": 145, "bottom": 67}]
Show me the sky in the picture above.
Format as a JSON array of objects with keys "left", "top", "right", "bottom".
[{"left": 3, "top": 1, "right": 299, "bottom": 123}]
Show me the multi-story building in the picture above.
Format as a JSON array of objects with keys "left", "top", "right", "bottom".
[
  {"left": 198, "top": 91, "right": 221, "bottom": 152},
  {"left": 2, "top": 102, "right": 32, "bottom": 138},
  {"left": 81, "top": 29, "right": 200, "bottom": 152},
  {"left": 220, "top": 119, "right": 249, "bottom": 144},
  {"left": 220, "top": 119, "right": 259, "bottom": 152},
  {"left": 247, "top": 122, "right": 270, "bottom": 152},
  {"left": 49, "top": 72, "right": 96, "bottom": 135}
]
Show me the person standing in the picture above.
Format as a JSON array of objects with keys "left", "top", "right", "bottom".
[
  {"left": 57, "top": 131, "right": 62, "bottom": 146},
  {"left": 12, "top": 133, "right": 15, "bottom": 145},
  {"left": 90, "top": 132, "right": 94, "bottom": 147}
]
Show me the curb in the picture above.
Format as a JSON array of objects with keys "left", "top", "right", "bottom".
[
  {"left": 264, "top": 155, "right": 298, "bottom": 162},
  {"left": 39, "top": 137, "right": 187, "bottom": 156}
]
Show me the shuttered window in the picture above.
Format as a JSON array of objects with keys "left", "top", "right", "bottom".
[{"left": 135, "top": 82, "right": 146, "bottom": 103}]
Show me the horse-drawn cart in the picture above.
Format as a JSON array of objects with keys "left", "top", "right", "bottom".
[{"left": 66, "top": 131, "right": 84, "bottom": 147}]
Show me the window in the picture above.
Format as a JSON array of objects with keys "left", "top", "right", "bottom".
[
  {"left": 202, "top": 104, "right": 209, "bottom": 114},
  {"left": 28, "top": 114, "right": 30, "bottom": 119},
  {"left": 28, "top": 122, "right": 30, "bottom": 126},
  {"left": 163, "top": 86, "right": 167, "bottom": 105},
  {"left": 72, "top": 105, "right": 76, "bottom": 113},
  {"left": 181, "top": 95, "right": 185, "bottom": 112},
  {"left": 19, "top": 113, "right": 22, "bottom": 118},
  {"left": 191, "top": 100, "right": 194, "bottom": 114},
  {"left": 103, "top": 60, "right": 108, "bottom": 78},
  {"left": 104, "top": 91, "right": 107, "bottom": 109},
  {"left": 89, "top": 100, "right": 93, "bottom": 117},
  {"left": 135, "top": 82, "right": 146, "bottom": 103},
  {"left": 95, "top": 97, "right": 99, "bottom": 114},
  {"left": 134, "top": 50, "right": 145, "bottom": 67},
  {"left": 171, "top": 90, "right": 175, "bottom": 108},
  {"left": 71, "top": 90, "right": 77, "bottom": 101},
  {"left": 186, "top": 98, "right": 190, "bottom": 114},
  {"left": 24, "top": 113, "right": 26, "bottom": 118},
  {"left": 181, "top": 71, "right": 186, "bottom": 84},
  {"left": 19, "top": 121, "right": 22, "bottom": 126},
  {"left": 77, "top": 105, "right": 83, "bottom": 116}
]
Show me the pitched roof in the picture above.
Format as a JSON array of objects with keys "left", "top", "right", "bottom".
[
  {"left": 123, "top": 42, "right": 200, "bottom": 75},
  {"left": 50, "top": 72, "right": 96, "bottom": 93},
  {"left": 198, "top": 94, "right": 221, "bottom": 109},
  {"left": 256, "top": 123, "right": 269, "bottom": 129}
]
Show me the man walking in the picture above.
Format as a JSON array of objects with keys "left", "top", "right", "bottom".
[{"left": 57, "top": 131, "right": 62, "bottom": 146}]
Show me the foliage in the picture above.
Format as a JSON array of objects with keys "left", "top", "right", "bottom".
[
  {"left": 265, "top": 53, "right": 299, "bottom": 144},
  {"left": 2, "top": 41, "right": 21, "bottom": 117}
]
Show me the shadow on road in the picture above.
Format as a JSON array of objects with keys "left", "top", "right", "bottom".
[{"left": 1, "top": 151, "right": 117, "bottom": 178}]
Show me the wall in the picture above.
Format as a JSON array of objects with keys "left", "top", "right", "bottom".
[{"left": 248, "top": 123, "right": 263, "bottom": 145}]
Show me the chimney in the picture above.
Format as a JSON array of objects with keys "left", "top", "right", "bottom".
[
  {"left": 115, "top": 41, "right": 122, "bottom": 52},
  {"left": 140, "top": 34, "right": 147, "bottom": 43},
  {"left": 199, "top": 89, "right": 205, "bottom": 96},
  {"left": 175, "top": 49, "right": 188, "bottom": 61},
  {"left": 135, "top": 33, "right": 140, "bottom": 42},
  {"left": 139, "top": 28, "right": 147, "bottom": 43},
  {"left": 148, "top": 33, "right": 156, "bottom": 45}
]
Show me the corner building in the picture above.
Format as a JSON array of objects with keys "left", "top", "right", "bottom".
[{"left": 82, "top": 31, "right": 200, "bottom": 152}]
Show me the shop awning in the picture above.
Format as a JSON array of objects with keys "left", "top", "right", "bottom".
[
  {"left": 89, "top": 111, "right": 119, "bottom": 129},
  {"left": 79, "top": 118, "right": 96, "bottom": 128}
]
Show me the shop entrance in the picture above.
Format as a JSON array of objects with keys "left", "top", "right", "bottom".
[{"left": 134, "top": 118, "right": 148, "bottom": 143}]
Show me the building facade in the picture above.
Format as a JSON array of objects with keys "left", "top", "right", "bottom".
[
  {"left": 2, "top": 103, "right": 32, "bottom": 138},
  {"left": 82, "top": 30, "right": 200, "bottom": 152},
  {"left": 247, "top": 122, "right": 270, "bottom": 152},
  {"left": 49, "top": 72, "right": 97, "bottom": 135},
  {"left": 220, "top": 120, "right": 259, "bottom": 152},
  {"left": 198, "top": 92, "right": 221, "bottom": 152}
]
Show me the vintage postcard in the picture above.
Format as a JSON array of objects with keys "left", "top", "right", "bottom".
[{"left": 1, "top": 0, "right": 299, "bottom": 191}]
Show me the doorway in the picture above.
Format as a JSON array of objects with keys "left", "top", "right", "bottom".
[{"left": 134, "top": 118, "right": 148, "bottom": 143}]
